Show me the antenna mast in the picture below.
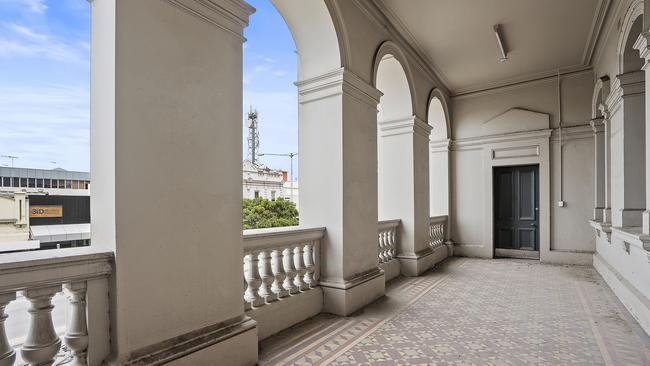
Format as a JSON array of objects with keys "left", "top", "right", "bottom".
[{"left": 246, "top": 106, "right": 260, "bottom": 164}]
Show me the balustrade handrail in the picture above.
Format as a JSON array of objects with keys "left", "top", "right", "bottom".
[
  {"left": 378, "top": 219, "right": 400, "bottom": 231},
  {"left": 243, "top": 226, "right": 326, "bottom": 251},
  {"left": 0, "top": 246, "right": 113, "bottom": 366},
  {"left": 0, "top": 246, "right": 113, "bottom": 293},
  {"left": 429, "top": 215, "right": 448, "bottom": 225}
]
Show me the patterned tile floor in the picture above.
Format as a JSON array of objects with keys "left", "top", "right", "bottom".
[{"left": 260, "top": 258, "right": 650, "bottom": 366}]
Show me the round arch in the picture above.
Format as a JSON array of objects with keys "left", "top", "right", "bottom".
[
  {"left": 617, "top": 0, "right": 644, "bottom": 74},
  {"left": 592, "top": 79, "right": 606, "bottom": 119},
  {"left": 271, "top": 0, "right": 345, "bottom": 80},
  {"left": 372, "top": 41, "right": 418, "bottom": 119},
  {"left": 427, "top": 88, "right": 451, "bottom": 140}
]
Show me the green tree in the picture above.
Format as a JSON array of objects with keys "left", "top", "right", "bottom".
[{"left": 243, "top": 197, "right": 299, "bottom": 229}]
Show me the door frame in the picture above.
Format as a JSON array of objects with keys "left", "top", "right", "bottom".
[
  {"left": 481, "top": 130, "right": 551, "bottom": 261},
  {"left": 492, "top": 164, "right": 540, "bottom": 257}
]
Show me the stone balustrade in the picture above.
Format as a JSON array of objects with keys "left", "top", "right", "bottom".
[
  {"left": 377, "top": 220, "right": 400, "bottom": 263},
  {"left": 0, "top": 247, "right": 113, "bottom": 366},
  {"left": 429, "top": 215, "right": 448, "bottom": 249},
  {"left": 242, "top": 226, "right": 325, "bottom": 310}
]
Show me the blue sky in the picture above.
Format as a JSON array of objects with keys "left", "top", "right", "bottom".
[{"left": 0, "top": 0, "right": 298, "bottom": 175}]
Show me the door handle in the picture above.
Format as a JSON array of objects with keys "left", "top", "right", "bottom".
[{"left": 530, "top": 223, "right": 537, "bottom": 227}]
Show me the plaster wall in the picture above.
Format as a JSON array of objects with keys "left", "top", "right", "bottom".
[{"left": 450, "top": 71, "right": 595, "bottom": 263}]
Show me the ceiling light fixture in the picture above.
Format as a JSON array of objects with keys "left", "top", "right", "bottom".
[{"left": 493, "top": 24, "right": 508, "bottom": 62}]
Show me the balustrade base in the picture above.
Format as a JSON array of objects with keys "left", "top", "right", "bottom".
[
  {"left": 247, "top": 287, "right": 323, "bottom": 340},
  {"left": 105, "top": 316, "right": 258, "bottom": 366},
  {"left": 320, "top": 268, "right": 385, "bottom": 316},
  {"left": 397, "top": 247, "right": 441, "bottom": 277},
  {"left": 378, "top": 259, "right": 401, "bottom": 282}
]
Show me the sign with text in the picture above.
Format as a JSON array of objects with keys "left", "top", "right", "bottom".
[{"left": 30, "top": 205, "right": 63, "bottom": 218}]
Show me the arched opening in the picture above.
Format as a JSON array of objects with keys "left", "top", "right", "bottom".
[
  {"left": 621, "top": 15, "right": 644, "bottom": 74},
  {"left": 374, "top": 43, "right": 433, "bottom": 276},
  {"left": 242, "top": 0, "right": 300, "bottom": 228},
  {"left": 428, "top": 93, "right": 450, "bottom": 217},
  {"left": 610, "top": 0, "right": 646, "bottom": 228},
  {"left": 376, "top": 54, "right": 414, "bottom": 220}
]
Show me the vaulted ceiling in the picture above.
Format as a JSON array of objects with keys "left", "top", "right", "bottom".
[{"left": 377, "top": 0, "right": 608, "bottom": 95}]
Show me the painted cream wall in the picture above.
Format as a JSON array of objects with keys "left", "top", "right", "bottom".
[
  {"left": 450, "top": 71, "right": 596, "bottom": 263},
  {"left": 593, "top": 0, "right": 638, "bottom": 82}
]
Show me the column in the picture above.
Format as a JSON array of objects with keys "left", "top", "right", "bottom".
[
  {"left": 600, "top": 104, "right": 612, "bottom": 223},
  {"left": 635, "top": 29, "right": 650, "bottom": 233},
  {"left": 297, "top": 69, "right": 386, "bottom": 316},
  {"left": 90, "top": 1, "right": 257, "bottom": 364},
  {"left": 590, "top": 118, "right": 606, "bottom": 221},
  {"left": 378, "top": 116, "right": 433, "bottom": 276},
  {"left": 608, "top": 71, "right": 646, "bottom": 228}
]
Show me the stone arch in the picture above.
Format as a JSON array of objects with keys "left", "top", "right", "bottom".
[
  {"left": 427, "top": 88, "right": 451, "bottom": 140},
  {"left": 271, "top": 0, "right": 346, "bottom": 80},
  {"left": 591, "top": 77, "right": 610, "bottom": 119},
  {"left": 372, "top": 41, "right": 417, "bottom": 120},
  {"left": 617, "top": 0, "right": 644, "bottom": 74}
]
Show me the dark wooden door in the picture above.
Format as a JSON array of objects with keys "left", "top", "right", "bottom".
[{"left": 494, "top": 165, "right": 539, "bottom": 251}]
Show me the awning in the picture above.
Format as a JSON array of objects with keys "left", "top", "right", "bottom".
[{"left": 30, "top": 223, "right": 90, "bottom": 243}]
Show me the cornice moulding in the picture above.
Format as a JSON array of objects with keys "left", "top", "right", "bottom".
[
  {"left": 354, "top": 0, "right": 450, "bottom": 94},
  {"left": 452, "top": 66, "right": 593, "bottom": 99},
  {"left": 550, "top": 124, "right": 594, "bottom": 142},
  {"left": 592, "top": 0, "right": 627, "bottom": 68},
  {"left": 451, "top": 129, "right": 552, "bottom": 150},
  {"left": 164, "top": 0, "right": 254, "bottom": 40}
]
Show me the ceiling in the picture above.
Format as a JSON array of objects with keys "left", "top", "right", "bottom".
[{"left": 378, "top": 0, "right": 606, "bottom": 95}]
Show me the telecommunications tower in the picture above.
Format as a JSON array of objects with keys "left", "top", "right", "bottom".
[{"left": 246, "top": 106, "right": 260, "bottom": 164}]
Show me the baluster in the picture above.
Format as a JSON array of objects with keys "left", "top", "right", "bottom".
[
  {"left": 282, "top": 247, "right": 298, "bottom": 294},
  {"left": 379, "top": 231, "right": 387, "bottom": 263},
  {"left": 64, "top": 282, "right": 88, "bottom": 366},
  {"left": 293, "top": 245, "right": 308, "bottom": 291},
  {"left": 257, "top": 251, "right": 278, "bottom": 303},
  {"left": 0, "top": 292, "right": 16, "bottom": 366},
  {"left": 312, "top": 240, "right": 321, "bottom": 282},
  {"left": 303, "top": 242, "right": 316, "bottom": 288},
  {"left": 21, "top": 285, "right": 62, "bottom": 366},
  {"left": 243, "top": 253, "right": 263, "bottom": 307},
  {"left": 390, "top": 229, "right": 397, "bottom": 259},
  {"left": 243, "top": 278, "right": 251, "bottom": 311},
  {"left": 270, "top": 249, "right": 288, "bottom": 298}
]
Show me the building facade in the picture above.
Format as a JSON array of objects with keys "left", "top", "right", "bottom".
[
  {"left": 0, "top": 167, "right": 90, "bottom": 196},
  {"left": 242, "top": 160, "right": 286, "bottom": 200}
]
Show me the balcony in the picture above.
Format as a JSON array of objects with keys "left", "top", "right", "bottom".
[{"left": 2, "top": 0, "right": 650, "bottom": 365}]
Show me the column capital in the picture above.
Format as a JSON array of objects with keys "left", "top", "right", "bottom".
[
  {"left": 634, "top": 31, "right": 650, "bottom": 68},
  {"left": 296, "top": 68, "right": 382, "bottom": 108},
  {"left": 378, "top": 115, "right": 432, "bottom": 138},
  {"left": 590, "top": 117, "right": 605, "bottom": 133},
  {"left": 430, "top": 138, "right": 451, "bottom": 151}
]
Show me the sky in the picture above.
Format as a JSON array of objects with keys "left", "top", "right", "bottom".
[{"left": 0, "top": 0, "right": 298, "bottom": 176}]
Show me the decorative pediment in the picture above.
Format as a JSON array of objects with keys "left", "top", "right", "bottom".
[{"left": 481, "top": 108, "right": 550, "bottom": 136}]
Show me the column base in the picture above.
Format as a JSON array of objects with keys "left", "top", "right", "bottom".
[
  {"left": 643, "top": 210, "right": 650, "bottom": 235},
  {"left": 593, "top": 207, "right": 604, "bottom": 222},
  {"left": 397, "top": 247, "right": 437, "bottom": 277},
  {"left": 320, "top": 268, "right": 385, "bottom": 316},
  {"left": 612, "top": 208, "right": 644, "bottom": 228},
  {"left": 105, "top": 316, "right": 258, "bottom": 366},
  {"left": 602, "top": 207, "right": 611, "bottom": 223}
]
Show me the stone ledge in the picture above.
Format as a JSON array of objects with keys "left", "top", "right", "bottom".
[{"left": 115, "top": 316, "right": 257, "bottom": 366}]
